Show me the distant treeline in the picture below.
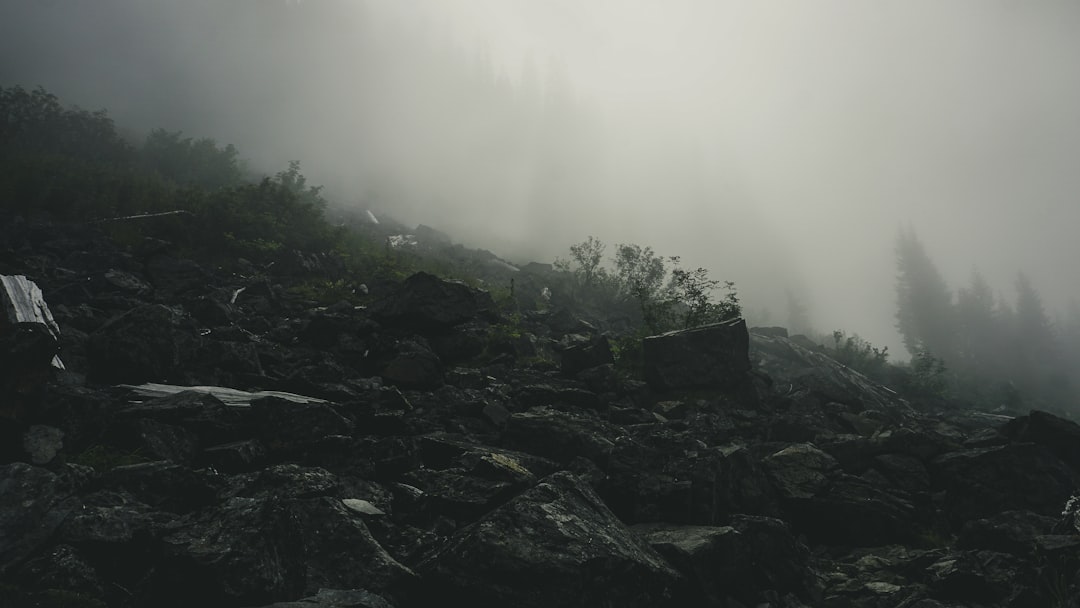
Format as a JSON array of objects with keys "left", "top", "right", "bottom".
[{"left": 893, "top": 227, "right": 1080, "bottom": 413}]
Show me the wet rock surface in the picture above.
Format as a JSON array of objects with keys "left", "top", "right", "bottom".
[{"left": 0, "top": 217, "right": 1078, "bottom": 607}]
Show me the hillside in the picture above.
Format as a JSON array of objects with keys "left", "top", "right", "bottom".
[{"left": 1, "top": 87, "right": 1079, "bottom": 607}]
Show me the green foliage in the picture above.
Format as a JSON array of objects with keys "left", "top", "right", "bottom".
[
  {"left": 829, "top": 330, "right": 889, "bottom": 378},
  {"left": 194, "top": 160, "right": 336, "bottom": 261},
  {"left": 614, "top": 243, "right": 667, "bottom": 330},
  {"left": 555, "top": 235, "right": 609, "bottom": 295},
  {"left": 0, "top": 85, "right": 132, "bottom": 163},
  {"left": 664, "top": 257, "right": 741, "bottom": 330},
  {"left": 903, "top": 350, "right": 950, "bottom": 398},
  {"left": 140, "top": 128, "right": 244, "bottom": 189},
  {"left": 555, "top": 237, "right": 741, "bottom": 334}
]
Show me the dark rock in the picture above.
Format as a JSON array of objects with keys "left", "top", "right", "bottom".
[
  {"left": 144, "top": 254, "right": 207, "bottom": 295},
  {"left": 416, "top": 471, "right": 687, "bottom": 607},
  {"left": 0, "top": 463, "right": 76, "bottom": 576},
  {"left": 379, "top": 339, "right": 444, "bottom": 390},
  {"left": 501, "top": 406, "right": 624, "bottom": 465},
  {"left": 957, "top": 510, "right": 1059, "bottom": 555},
  {"left": 643, "top": 319, "right": 751, "bottom": 391},
  {"left": 22, "top": 424, "right": 64, "bottom": 465},
  {"left": 924, "top": 551, "right": 1018, "bottom": 603},
  {"left": 87, "top": 304, "right": 199, "bottom": 384},
  {"left": 256, "top": 588, "right": 396, "bottom": 608},
  {"left": 369, "top": 272, "right": 495, "bottom": 330},
  {"left": 1001, "top": 410, "right": 1080, "bottom": 472},
  {"left": 751, "top": 331, "right": 912, "bottom": 413},
  {"left": 635, "top": 515, "right": 819, "bottom": 606},
  {"left": 19, "top": 544, "right": 103, "bottom": 598},
  {"left": 250, "top": 397, "right": 354, "bottom": 459},
  {"left": 116, "top": 389, "right": 246, "bottom": 447},
  {"left": 560, "top": 334, "right": 614, "bottom": 375},
  {"left": 931, "top": 443, "right": 1080, "bottom": 527},
  {"left": 200, "top": 439, "right": 268, "bottom": 473},
  {"left": 143, "top": 496, "right": 306, "bottom": 606},
  {"left": 103, "top": 461, "right": 223, "bottom": 514}
]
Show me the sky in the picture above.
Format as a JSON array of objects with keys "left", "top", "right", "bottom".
[{"left": 3, "top": 0, "right": 1080, "bottom": 356}]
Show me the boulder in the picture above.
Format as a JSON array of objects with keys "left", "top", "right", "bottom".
[
  {"left": 416, "top": 471, "right": 687, "bottom": 607},
  {"left": 1000, "top": 410, "right": 1080, "bottom": 472},
  {"left": 635, "top": 515, "right": 818, "bottom": 606},
  {"left": 931, "top": 444, "right": 1080, "bottom": 527},
  {"left": 559, "top": 334, "right": 615, "bottom": 375},
  {"left": 369, "top": 272, "right": 494, "bottom": 330},
  {"left": 643, "top": 319, "right": 750, "bottom": 391}
]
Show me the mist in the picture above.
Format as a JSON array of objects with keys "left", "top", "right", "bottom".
[{"left": 3, "top": 0, "right": 1080, "bottom": 357}]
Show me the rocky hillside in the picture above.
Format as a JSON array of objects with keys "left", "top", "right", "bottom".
[{"left": 1, "top": 214, "right": 1079, "bottom": 608}]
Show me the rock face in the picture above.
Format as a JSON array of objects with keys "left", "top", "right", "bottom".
[
  {"left": 642, "top": 318, "right": 751, "bottom": 391},
  {"left": 2, "top": 216, "right": 1080, "bottom": 608}
]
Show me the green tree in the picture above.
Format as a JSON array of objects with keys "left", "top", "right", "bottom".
[
  {"left": 664, "top": 256, "right": 741, "bottom": 329},
  {"left": 140, "top": 129, "right": 243, "bottom": 189},
  {"left": 613, "top": 243, "right": 667, "bottom": 331}
]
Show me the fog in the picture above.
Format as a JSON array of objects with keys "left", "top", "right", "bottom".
[{"left": 4, "top": 0, "right": 1080, "bottom": 357}]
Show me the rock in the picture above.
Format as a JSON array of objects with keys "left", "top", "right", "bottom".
[
  {"left": 0, "top": 463, "right": 76, "bottom": 576},
  {"left": 416, "top": 471, "right": 687, "bottom": 607},
  {"left": 369, "top": 272, "right": 495, "bottom": 330},
  {"left": 559, "top": 334, "right": 615, "bottom": 375},
  {"left": 635, "top": 516, "right": 818, "bottom": 606},
  {"left": 750, "top": 331, "right": 912, "bottom": 413},
  {"left": 22, "top": 424, "right": 64, "bottom": 465},
  {"left": 1, "top": 274, "right": 63, "bottom": 422},
  {"left": 87, "top": 304, "right": 199, "bottom": 384},
  {"left": 501, "top": 406, "right": 624, "bottom": 465},
  {"left": 643, "top": 319, "right": 750, "bottom": 391},
  {"left": 1001, "top": 410, "right": 1080, "bottom": 472},
  {"left": 931, "top": 443, "right": 1080, "bottom": 528},
  {"left": 255, "top": 588, "right": 396, "bottom": 608},
  {"left": 764, "top": 443, "right": 840, "bottom": 500},
  {"left": 250, "top": 397, "right": 354, "bottom": 459},
  {"left": 957, "top": 510, "right": 1059, "bottom": 555},
  {"left": 379, "top": 339, "right": 444, "bottom": 391},
  {"left": 144, "top": 254, "right": 207, "bottom": 295},
  {"left": 116, "top": 389, "right": 246, "bottom": 447}
]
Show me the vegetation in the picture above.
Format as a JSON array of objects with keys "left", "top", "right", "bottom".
[
  {"left": 555, "top": 235, "right": 742, "bottom": 335},
  {"left": 5, "top": 84, "right": 1079, "bottom": 416},
  {"left": 893, "top": 226, "right": 1080, "bottom": 414}
]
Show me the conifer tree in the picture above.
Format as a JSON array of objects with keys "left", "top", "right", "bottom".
[{"left": 894, "top": 227, "right": 956, "bottom": 362}]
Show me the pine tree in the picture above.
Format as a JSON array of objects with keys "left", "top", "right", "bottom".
[{"left": 894, "top": 227, "right": 956, "bottom": 362}]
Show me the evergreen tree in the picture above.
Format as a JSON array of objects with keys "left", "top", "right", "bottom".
[
  {"left": 894, "top": 227, "right": 956, "bottom": 361},
  {"left": 955, "top": 268, "right": 998, "bottom": 376}
]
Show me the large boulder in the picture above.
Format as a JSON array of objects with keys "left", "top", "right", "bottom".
[
  {"left": 415, "top": 471, "right": 687, "bottom": 607},
  {"left": 642, "top": 319, "right": 750, "bottom": 391},
  {"left": 369, "top": 272, "right": 495, "bottom": 330}
]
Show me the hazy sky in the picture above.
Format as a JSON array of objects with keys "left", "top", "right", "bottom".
[{"left": 3, "top": 0, "right": 1079, "bottom": 356}]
